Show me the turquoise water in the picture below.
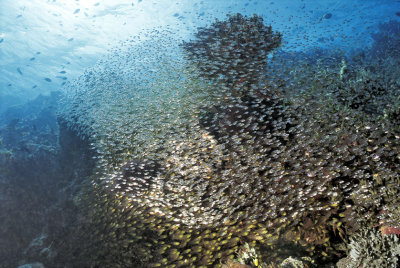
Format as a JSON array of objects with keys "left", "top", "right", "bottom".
[{"left": 1, "top": 1, "right": 400, "bottom": 267}]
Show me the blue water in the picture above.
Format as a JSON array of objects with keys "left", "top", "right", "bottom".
[
  {"left": 1, "top": 0, "right": 398, "bottom": 111},
  {"left": 1, "top": 0, "right": 400, "bottom": 267}
]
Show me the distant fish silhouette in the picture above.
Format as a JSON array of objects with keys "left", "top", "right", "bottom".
[
  {"left": 44, "top": 78, "right": 52, "bottom": 82},
  {"left": 68, "top": 38, "right": 74, "bottom": 42},
  {"left": 323, "top": 13, "right": 332, "bottom": 19},
  {"left": 17, "top": 67, "right": 23, "bottom": 75},
  {"left": 319, "top": 13, "right": 333, "bottom": 22},
  {"left": 30, "top": 57, "right": 35, "bottom": 61},
  {"left": 396, "top": 12, "right": 400, "bottom": 17},
  {"left": 0, "top": 38, "right": 3, "bottom": 43},
  {"left": 73, "top": 9, "right": 80, "bottom": 14},
  {"left": 59, "top": 70, "right": 66, "bottom": 74}
]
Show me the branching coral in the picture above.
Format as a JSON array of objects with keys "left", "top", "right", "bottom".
[{"left": 347, "top": 228, "right": 400, "bottom": 267}]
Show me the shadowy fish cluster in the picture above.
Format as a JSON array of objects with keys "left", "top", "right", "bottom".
[
  {"left": 182, "top": 13, "right": 282, "bottom": 92},
  {"left": 60, "top": 13, "right": 400, "bottom": 267}
]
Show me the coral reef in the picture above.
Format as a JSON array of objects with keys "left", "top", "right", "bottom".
[
  {"left": 233, "top": 243, "right": 260, "bottom": 267},
  {"left": 346, "top": 228, "right": 400, "bottom": 267},
  {"left": 0, "top": 93, "right": 95, "bottom": 268},
  {"left": 58, "top": 14, "right": 400, "bottom": 267}
]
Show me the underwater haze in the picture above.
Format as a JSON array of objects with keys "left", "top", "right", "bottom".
[
  {"left": 1, "top": 0, "right": 398, "bottom": 111},
  {"left": 1, "top": 0, "right": 400, "bottom": 267}
]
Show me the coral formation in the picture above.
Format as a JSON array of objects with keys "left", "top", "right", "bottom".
[
  {"left": 347, "top": 228, "right": 400, "bottom": 267},
  {"left": 58, "top": 13, "right": 400, "bottom": 267},
  {"left": 234, "top": 243, "right": 260, "bottom": 267},
  {"left": 0, "top": 93, "right": 95, "bottom": 267}
]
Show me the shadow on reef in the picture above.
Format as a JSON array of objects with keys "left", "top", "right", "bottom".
[
  {"left": 41, "top": 13, "right": 400, "bottom": 268},
  {"left": 0, "top": 92, "right": 96, "bottom": 268}
]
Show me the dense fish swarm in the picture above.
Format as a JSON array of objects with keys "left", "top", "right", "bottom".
[
  {"left": 60, "top": 14, "right": 400, "bottom": 267},
  {"left": 182, "top": 13, "right": 282, "bottom": 91}
]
